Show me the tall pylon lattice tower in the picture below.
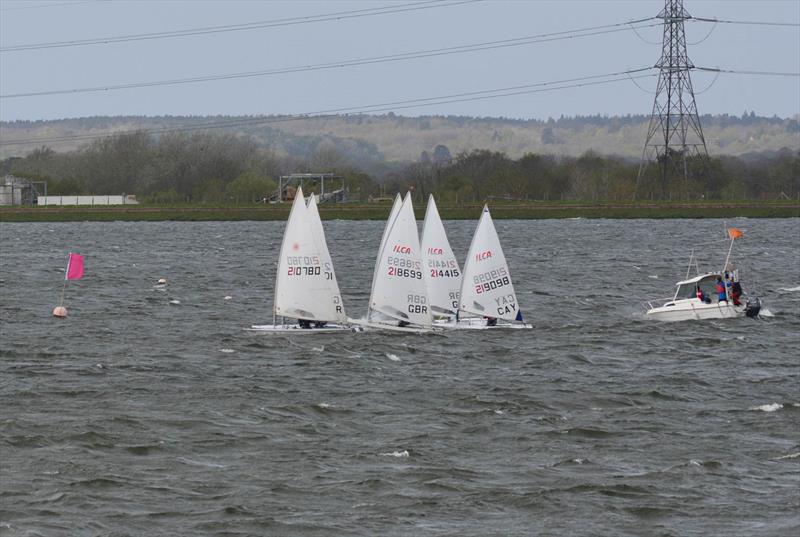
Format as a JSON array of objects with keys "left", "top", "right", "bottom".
[{"left": 637, "top": 0, "right": 708, "bottom": 198}]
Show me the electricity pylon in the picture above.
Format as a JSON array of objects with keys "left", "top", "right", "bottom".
[{"left": 636, "top": 0, "right": 709, "bottom": 198}]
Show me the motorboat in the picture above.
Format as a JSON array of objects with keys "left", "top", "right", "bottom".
[{"left": 645, "top": 227, "right": 761, "bottom": 322}]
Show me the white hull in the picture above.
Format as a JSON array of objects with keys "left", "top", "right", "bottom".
[
  {"left": 434, "top": 317, "right": 532, "bottom": 330},
  {"left": 247, "top": 323, "right": 361, "bottom": 333},
  {"left": 348, "top": 318, "right": 434, "bottom": 334},
  {"left": 646, "top": 299, "right": 747, "bottom": 322}
]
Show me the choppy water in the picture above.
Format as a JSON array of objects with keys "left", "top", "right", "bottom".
[{"left": 1, "top": 218, "right": 798, "bottom": 536}]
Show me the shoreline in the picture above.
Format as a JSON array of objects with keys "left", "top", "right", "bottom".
[{"left": 1, "top": 202, "right": 798, "bottom": 222}]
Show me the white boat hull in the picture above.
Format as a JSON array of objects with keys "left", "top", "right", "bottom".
[
  {"left": 247, "top": 323, "right": 361, "bottom": 333},
  {"left": 433, "top": 317, "right": 532, "bottom": 330},
  {"left": 348, "top": 318, "right": 434, "bottom": 334},
  {"left": 646, "top": 299, "right": 747, "bottom": 322}
]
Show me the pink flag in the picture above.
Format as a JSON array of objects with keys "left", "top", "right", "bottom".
[{"left": 66, "top": 253, "right": 84, "bottom": 280}]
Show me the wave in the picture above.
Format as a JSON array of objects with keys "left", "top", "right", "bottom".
[
  {"left": 176, "top": 457, "right": 226, "bottom": 468},
  {"left": 553, "top": 457, "right": 591, "bottom": 466},
  {"left": 381, "top": 450, "right": 409, "bottom": 457},
  {"left": 749, "top": 403, "right": 783, "bottom": 412}
]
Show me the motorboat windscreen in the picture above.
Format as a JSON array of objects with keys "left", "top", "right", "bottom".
[{"left": 674, "top": 274, "right": 719, "bottom": 300}]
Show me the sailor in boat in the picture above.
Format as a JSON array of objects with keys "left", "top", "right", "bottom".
[
  {"left": 695, "top": 284, "right": 710, "bottom": 304},
  {"left": 715, "top": 276, "right": 727, "bottom": 303},
  {"left": 296, "top": 318, "right": 329, "bottom": 329},
  {"left": 484, "top": 316, "right": 497, "bottom": 327},
  {"left": 731, "top": 277, "right": 743, "bottom": 306}
]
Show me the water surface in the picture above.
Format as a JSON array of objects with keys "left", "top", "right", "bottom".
[{"left": 1, "top": 218, "right": 798, "bottom": 536}]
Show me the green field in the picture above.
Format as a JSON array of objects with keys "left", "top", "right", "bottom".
[{"left": 1, "top": 201, "right": 798, "bottom": 222}]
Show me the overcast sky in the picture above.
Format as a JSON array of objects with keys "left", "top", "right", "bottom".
[{"left": 0, "top": 0, "right": 798, "bottom": 122}]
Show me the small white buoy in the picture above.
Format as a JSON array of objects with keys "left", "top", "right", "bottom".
[
  {"left": 157, "top": 278, "right": 167, "bottom": 285},
  {"left": 52, "top": 306, "right": 67, "bottom": 318},
  {"left": 224, "top": 295, "right": 232, "bottom": 300}
]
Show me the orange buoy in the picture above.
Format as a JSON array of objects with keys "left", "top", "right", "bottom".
[{"left": 52, "top": 306, "right": 68, "bottom": 318}]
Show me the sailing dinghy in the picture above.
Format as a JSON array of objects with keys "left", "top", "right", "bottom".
[
  {"left": 440, "top": 205, "right": 531, "bottom": 329},
  {"left": 421, "top": 195, "right": 462, "bottom": 320},
  {"left": 249, "top": 187, "right": 356, "bottom": 332},
  {"left": 350, "top": 193, "right": 434, "bottom": 333}
]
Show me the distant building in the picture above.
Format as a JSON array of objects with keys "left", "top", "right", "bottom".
[
  {"left": 36, "top": 194, "right": 139, "bottom": 206},
  {"left": 0, "top": 175, "right": 46, "bottom": 206}
]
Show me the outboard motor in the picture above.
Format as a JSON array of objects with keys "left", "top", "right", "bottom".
[{"left": 745, "top": 296, "right": 761, "bottom": 318}]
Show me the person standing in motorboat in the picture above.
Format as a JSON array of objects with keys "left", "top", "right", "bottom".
[
  {"left": 696, "top": 284, "right": 710, "bottom": 304},
  {"left": 731, "top": 277, "right": 743, "bottom": 306},
  {"left": 715, "top": 276, "right": 727, "bottom": 303}
]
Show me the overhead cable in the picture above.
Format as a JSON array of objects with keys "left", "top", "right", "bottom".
[
  {"left": 625, "top": 71, "right": 657, "bottom": 94},
  {"left": 627, "top": 21, "right": 661, "bottom": 45},
  {"left": 687, "top": 21, "right": 717, "bottom": 45},
  {"left": 0, "top": 0, "right": 481, "bottom": 52},
  {"left": 0, "top": 21, "right": 662, "bottom": 99},
  {"left": 0, "top": 68, "right": 656, "bottom": 146},
  {"left": 691, "top": 16, "right": 800, "bottom": 28},
  {"left": 0, "top": 0, "right": 101, "bottom": 11},
  {"left": 693, "top": 70, "right": 721, "bottom": 95},
  {"left": 695, "top": 67, "right": 800, "bottom": 77}
]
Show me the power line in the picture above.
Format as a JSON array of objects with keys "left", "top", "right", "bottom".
[
  {"left": 0, "top": 0, "right": 481, "bottom": 52},
  {"left": 0, "top": 20, "right": 661, "bottom": 99},
  {"left": 695, "top": 67, "right": 800, "bottom": 77},
  {"left": 625, "top": 71, "right": 657, "bottom": 94},
  {"left": 687, "top": 21, "right": 717, "bottom": 45},
  {"left": 0, "top": 0, "right": 102, "bottom": 11},
  {"left": 0, "top": 68, "right": 656, "bottom": 146},
  {"left": 693, "top": 70, "right": 721, "bottom": 95},
  {"left": 627, "top": 21, "right": 662, "bottom": 45},
  {"left": 691, "top": 16, "right": 800, "bottom": 27}
]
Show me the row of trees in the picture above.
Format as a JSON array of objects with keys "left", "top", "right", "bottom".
[
  {"left": 2, "top": 130, "right": 797, "bottom": 203},
  {"left": 394, "top": 148, "right": 799, "bottom": 202},
  {"left": 3, "top": 131, "right": 378, "bottom": 203}
]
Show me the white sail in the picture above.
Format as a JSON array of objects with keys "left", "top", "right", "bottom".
[
  {"left": 306, "top": 193, "right": 347, "bottom": 322},
  {"left": 458, "top": 205, "right": 523, "bottom": 322},
  {"left": 273, "top": 187, "right": 343, "bottom": 322},
  {"left": 421, "top": 195, "right": 462, "bottom": 318},
  {"left": 368, "top": 193, "right": 432, "bottom": 327},
  {"left": 369, "top": 193, "right": 402, "bottom": 295}
]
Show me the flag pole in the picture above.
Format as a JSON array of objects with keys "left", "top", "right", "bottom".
[
  {"left": 59, "top": 252, "right": 71, "bottom": 307},
  {"left": 59, "top": 279, "right": 68, "bottom": 307}
]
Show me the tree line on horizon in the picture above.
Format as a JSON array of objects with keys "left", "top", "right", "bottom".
[
  {"left": 2, "top": 130, "right": 797, "bottom": 204},
  {"left": 3, "top": 112, "right": 797, "bottom": 165}
]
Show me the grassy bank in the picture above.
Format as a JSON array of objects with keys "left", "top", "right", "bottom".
[{"left": 1, "top": 201, "right": 798, "bottom": 222}]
